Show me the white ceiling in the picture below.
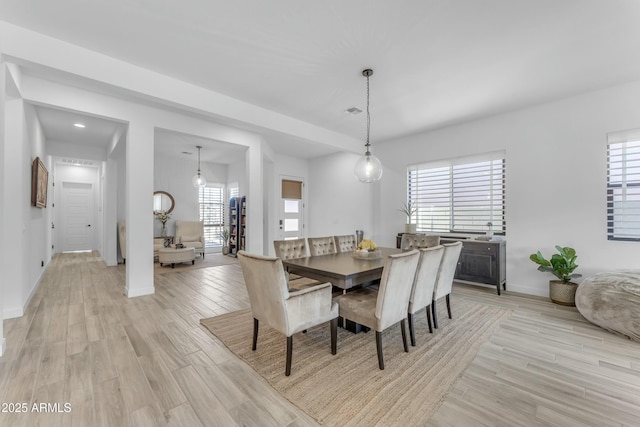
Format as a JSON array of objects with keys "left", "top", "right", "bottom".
[{"left": 5, "top": 0, "right": 640, "bottom": 160}]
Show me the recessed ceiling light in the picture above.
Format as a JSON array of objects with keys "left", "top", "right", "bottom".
[
  {"left": 73, "top": 123, "right": 86, "bottom": 128},
  {"left": 182, "top": 151, "right": 193, "bottom": 155},
  {"left": 345, "top": 107, "right": 363, "bottom": 115}
]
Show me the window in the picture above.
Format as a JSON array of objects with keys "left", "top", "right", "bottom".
[
  {"left": 607, "top": 130, "right": 640, "bottom": 241},
  {"left": 199, "top": 185, "right": 225, "bottom": 247},
  {"left": 407, "top": 151, "right": 506, "bottom": 235}
]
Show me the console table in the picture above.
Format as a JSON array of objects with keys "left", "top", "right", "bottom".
[{"left": 396, "top": 233, "right": 506, "bottom": 295}]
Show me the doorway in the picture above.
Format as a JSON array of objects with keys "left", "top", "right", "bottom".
[
  {"left": 60, "top": 181, "right": 95, "bottom": 252},
  {"left": 280, "top": 178, "right": 304, "bottom": 240}
]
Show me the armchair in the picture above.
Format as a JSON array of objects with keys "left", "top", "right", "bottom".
[
  {"left": 400, "top": 233, "right": 440, "bottom": 250},
  {"left": 175, "top": 220, "right": 205, "bottom": 259},
  {"left": 238, "top": 251, "right": 339, "bottom": 376}
]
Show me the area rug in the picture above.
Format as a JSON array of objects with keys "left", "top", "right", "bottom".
[{"left": 201, "top": 299, "right": 512, "bottom": 426}]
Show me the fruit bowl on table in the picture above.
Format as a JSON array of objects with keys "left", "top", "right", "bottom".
[{"left": 352, "top": 249, "right": 382, "bottom": 259}]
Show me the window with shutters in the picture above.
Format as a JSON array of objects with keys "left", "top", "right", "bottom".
[
  {"left": 607, "top": 129, "right": 640, "bottom": 241},
  {"left": 199, "top": 185, "right": 225, "bottom": 247},
  {"left": 407, "top": 151, "right": 506, "bottom": 235}
]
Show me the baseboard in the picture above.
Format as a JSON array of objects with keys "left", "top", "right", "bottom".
[{"left": 125, "top": 286, "right": 155, "bottom": 298}]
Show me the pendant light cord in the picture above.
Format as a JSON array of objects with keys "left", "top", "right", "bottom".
[{"left": 365, "top": 71, "right": 371, "bottom": 153}]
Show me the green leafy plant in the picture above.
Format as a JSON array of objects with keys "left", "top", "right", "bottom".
[
  {"left": 220, "top": 227, "right": 230, "bottom": 246},
  {"left": 398, "top": 201, "right": 417, "bottom": 223},
  {"left": 529, "top": 246, "right": 582, "bottom": 283}
]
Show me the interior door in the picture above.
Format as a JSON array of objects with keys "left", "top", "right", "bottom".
[
  {"left": 61, "top": 182, "right": 94, "bottom": 252},
  {"left": 280, "top": 178, "right": 304, "bottom": 240}
]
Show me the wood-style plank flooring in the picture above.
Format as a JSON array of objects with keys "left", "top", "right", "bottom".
[{"left": 1, "top": 252, "right": 639, "bottom": 426}]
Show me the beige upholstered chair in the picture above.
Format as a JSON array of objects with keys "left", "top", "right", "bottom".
[
  {"left": 308, "top": 236, "right": 337, "bottom": 256},
  {"left": 117, "top": 220, "right": 126, "bottom": 263},
  {"left": 238, "top": 251, "right": 339, "bottom": 376},
  {"left": 334, "top": 250, "right": 420, "bottom": 370},
  {"left": 432, "top": 241, "right": 463, "bottom": 329},
  {"left": 273, "top": 238, "right": 319, "bottom": 290},
  {"left": 273, "top": 238, "right": 310, "bottom": 259},
  {"left": 335, "top": 235, "right": 357, "bottom": 253},
  {"left": 407, "top": 246, "right": 444, "bottom": 346},
  {"left": 175, "top": 220, "right": 205, "bottom": 258},
  {"left": 400, "top": 233, "right": 440, "bottom": 251}
]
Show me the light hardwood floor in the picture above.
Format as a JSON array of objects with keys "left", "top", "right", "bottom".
[{"left": 0, "top": 252, "right": 639, "bottom": 426}]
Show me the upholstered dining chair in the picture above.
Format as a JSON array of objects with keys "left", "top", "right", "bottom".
[
  {"left": 273, "top": 238, "right": 320, "bottom": 290},
  {"left": 238, "top": 251, "right": 339, "bottom": 376},
  {"left": 400, "top": 233, "right": 441, "bottom": 251},
  {"left": 407, "top": 245, "right": 444, "bottom": 346},
  {"left": 334, "top": 250, "right": 420, "bottom": 370},
  {"left": 334, "top": 235, "right": 358, "bottom": 253},
  {"left": 432, "top": 241, "right": 463, "bottom": 329},
  {"left": 308, "top": 236, "right": 337, "bottom": 256}
]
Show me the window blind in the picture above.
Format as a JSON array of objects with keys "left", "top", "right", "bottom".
[
  {"left": 282, "top": 179, "right": 302, "bottom": 200},
  {"left": 199, "top": 185, "right": 224, "bottom": 246},
  {"left": 607, "top": 130, "right": 640, "bottom": 241},
  {"left": 407, "top": 151, "right": 506, "bottom": 234}
]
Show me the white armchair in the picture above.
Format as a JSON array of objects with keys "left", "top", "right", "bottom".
[{"left": 175, "top": 220, "right": 205, "bottom": 258}]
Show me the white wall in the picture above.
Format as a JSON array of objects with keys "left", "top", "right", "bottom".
[
  {"left": 374, "top": 79, "right": 640, "bottom": 297},
  {"left": 308, "top": 151, "right": 376, "bottom": 241}
]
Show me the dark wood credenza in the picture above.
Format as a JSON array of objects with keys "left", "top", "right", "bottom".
[{"left": 397, "top": 233, "right": 506, "bottom": 295}]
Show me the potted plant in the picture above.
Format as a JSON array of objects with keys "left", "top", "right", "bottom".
[
  {"left": 529, "top": 246, "right": 582, "bottom": 306},
  {"left": 220, "top": 227, "right": 230, "bottom": 255},
  {"left": 398, "top": 201, "right": 418, "bottom": 234}
]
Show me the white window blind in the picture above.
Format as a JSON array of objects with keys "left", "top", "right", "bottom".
[
  {"left": 408, "top": 151, "right": 506, "bottom": 234},
  {"left": 199, "top": 185, "right": 224, "bottom": 246},
  {"left": 607, "top": 129, "right": 640, "bottom": 241}
]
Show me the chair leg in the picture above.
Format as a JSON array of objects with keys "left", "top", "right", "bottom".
[
  {"left": 401, "top": 319, "right": 409, "bottom": 353},
  {"left": 375, "top": 331, "right": 384, "bottom": 370},
  {"left": 446, "top": 294, "right": 452, "bottom": 319},
  {"left": 285, "top": 335, "right": 293, "bottom": 376},
  {"left": 408, "top": 313, "right": 416, "bottom": 347},
  {"left": 252, "top": 318, "right": 259, "bottom": 351},
  {"left": 330, "top": 318, "right": 338, "bottom": 355},
  {"left": 426, "top": 305, "right": 433, "bottom": 333},
  {"left": 432, "top": 299, "right": 439, "bottom": 329}
]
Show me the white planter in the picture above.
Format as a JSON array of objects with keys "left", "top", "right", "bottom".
[{"left": 404, "top": 223, "right": 417, "bottom": 234}]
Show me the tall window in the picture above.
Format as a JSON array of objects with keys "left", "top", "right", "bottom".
[
  {"left": 407, "top": 151, "right": 506, "bottom": 234},
  {"left": 199, "top": 185, "right": 224, "bottom": 247},
  {"left": 607, "top": 130, "right": 640, "bottom": 241}
]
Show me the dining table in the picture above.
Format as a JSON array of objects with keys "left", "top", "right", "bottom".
[
  {"left": 281, "top": 246, "right": 402, "bottom": 292},
  {"left": 281, "top": 247, "right": 402, "bottom": 333}
]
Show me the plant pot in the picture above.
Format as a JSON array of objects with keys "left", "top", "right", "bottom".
[
  {"left": 222, "top": 246, "right": 230, "bottom": 255},
  {"left": 549, "top": 280, "right": 578, "bottom": 306},
  {"left": 404, "top": 223, "right": 417, "bottom": 234}
]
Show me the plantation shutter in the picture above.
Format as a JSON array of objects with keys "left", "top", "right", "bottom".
[
  {"left": 607, "top": 129, "right": 640, "bottom": 241},
  {"left": 407, "top": 151, "right": 506, "bottom": 234}
]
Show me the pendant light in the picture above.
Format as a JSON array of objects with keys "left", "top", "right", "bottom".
[
  {"left": 192, "top": 145, "right": 207, "bottom": 188},
  {"left": 354, "top": 68, "right": 383, "bottom": 183}
]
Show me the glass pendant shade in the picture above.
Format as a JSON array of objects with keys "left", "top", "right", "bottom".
[
  {"left": 192, "top": 173, "right": 207, "bottom": 188},
  {"left": 354, "top": 152, "right": 383, "bottom": 182},
  {"left": 192, "top": 145, "right": 207, "bottom": 188},
  {"left": 354, "top": 68, "right": 383, "bottom": 183}
]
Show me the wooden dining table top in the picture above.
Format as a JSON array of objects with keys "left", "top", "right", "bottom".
[{"left": 281, "top": 247, "right": 402, "bottom": 290}]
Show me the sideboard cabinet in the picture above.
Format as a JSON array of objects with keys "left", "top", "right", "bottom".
[{"left": 440, "top": 238, "right": 506, "bottom": 295}]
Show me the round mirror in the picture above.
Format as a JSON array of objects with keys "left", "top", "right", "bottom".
[{"left": 153, "top": 191, "right": 175, "bottom": 214}]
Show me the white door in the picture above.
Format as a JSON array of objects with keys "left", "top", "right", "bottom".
[
  {"left": 280, "top": 178, "right": 304, "bottom": 240},
  {"left": 61, "top": 182, "right": 94, "bottom": 252}
]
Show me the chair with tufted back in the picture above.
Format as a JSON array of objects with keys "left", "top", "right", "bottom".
[
  {"left": 273, "top": 238, "right": 310, "bottom": 260},
  {"left": 273, "top": 238, "right": 319, "bottom": 291},
  {"left": 308, "top": 236, "right": 337, "bottom": 256},
  {"left": 334, "top": 235, "right": 358, "bottom": 253},
  {"left": 400, "top": 233, "right": 440, "bottom": 251}
]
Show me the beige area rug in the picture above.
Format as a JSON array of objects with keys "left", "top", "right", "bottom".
[
  {"left": 201, "top": 299, "right": 512, "bottom": 426},
  {"left": 154, "top": 253, "right": 237, "bottom": 274}
]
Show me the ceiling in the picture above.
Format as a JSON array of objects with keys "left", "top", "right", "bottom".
[{"left": 5, "top": 0, "right": 640, "bottom": 161}]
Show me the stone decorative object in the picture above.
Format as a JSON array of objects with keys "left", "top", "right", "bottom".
[{"left": 575, "top": 271, "right": 640, "bottom": 342}]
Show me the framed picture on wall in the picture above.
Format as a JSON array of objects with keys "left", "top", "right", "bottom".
[{"left": 31, "top": 156, "right": 48, "bottom": 208}]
